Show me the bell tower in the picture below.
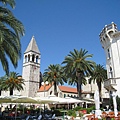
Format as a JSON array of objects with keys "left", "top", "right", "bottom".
[{"left": 21, "top": 36, "right": 41, "bottom": 97}]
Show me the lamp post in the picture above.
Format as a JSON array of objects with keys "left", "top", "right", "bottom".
[{"left": 41, "top": 81, "right": 48, "bottom": 115}]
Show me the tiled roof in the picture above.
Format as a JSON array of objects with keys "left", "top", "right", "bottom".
[
  {"left": 58, "top": 86, "right": 77, "bottom": 93},
  {"left": 37, "top": 83, "right": 52, "bottom": 92},
  {"left": 38, "top": 84, "right": 92, "bottom": 94}
]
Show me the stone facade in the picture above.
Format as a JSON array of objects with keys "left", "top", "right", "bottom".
[{"left": 21, "top": 36, "right": 41, "bottom": 97}]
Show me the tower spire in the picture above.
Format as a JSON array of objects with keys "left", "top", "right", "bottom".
[{"left": 25, "top": 36, "right": 40, "bottom": 54}]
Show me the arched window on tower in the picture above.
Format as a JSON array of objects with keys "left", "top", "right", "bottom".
[
  {"left": 36, "top": 56, "right": 39, "bottom": 63},
  {"left": 109, "top": 66, "right": 113, "bottom": 78},
  {"left": 25, "top": 55, "right": 27, "bottom": 62},
  {"left": 32, "top": 54, "right": 35, "bottom": 62},
  {"left": 28, "top": 54, "right": 30, "bottom": 62}
]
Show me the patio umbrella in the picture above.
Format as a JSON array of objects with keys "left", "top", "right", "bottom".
[
  {"left": 94, "top": 90, "right": 101, "bottom": 118},
  {"left": 94, "top": 90, "right": 100, "bottom": 110},
  {"left": 11, "top": 96, "right": 38, "bottom": 103},
  {"left": 65, "top": 97, "right": 83, "bottom": 104},
  {"left": 48, "top": 95, "right": 67, "bottom": 104},
  {"left": 65, "top": 97, "right": 83, "bottom": 109},
  {"left": 0, "top": 95, "right": 20, "bottom": 103},
  {"left": 34, "top": 96, "right": 58, "bottom": 104},
  {"left": 112, "top": 92, "right": 118, "bottom": 117}
]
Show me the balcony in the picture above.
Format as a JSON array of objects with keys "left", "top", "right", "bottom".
[{"left": 104, "top": 78, "right": 117, "bottom": 90}]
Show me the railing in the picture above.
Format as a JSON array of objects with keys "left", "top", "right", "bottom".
[
  {"left": 104, "top": 78, "right": 116, "bottom": 88},
  {"left": 99, "top": 23, "right": 118, "bottom": 37}
]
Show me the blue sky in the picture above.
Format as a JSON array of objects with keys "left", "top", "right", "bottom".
[{"left": 0, "top": 0, "right": 120, "bottom": 77}]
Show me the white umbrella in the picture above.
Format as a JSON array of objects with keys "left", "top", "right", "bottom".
[
  {"left": 94, "top": 90, "right": 100, "bottom": 110},
  {"left": 0, "top": 95, "right": 20, "bottom": 103},
  {"left": 65, "top": 97, "right": 83, "bottom": 104},
  {"left": 112, "top": 92, "right": 118, "bottom": 117},
  {"left": 11, "top": 96, "right": 37, "bottom": 103},
  {"left": 34, "top": 96, "right": 58, "bottom": 104},
  {"left": 48, "top": 95, "right": 67, "bottom": 104},
  {"left": 65, "top": 97, "right": 83, "bottom": 109}
]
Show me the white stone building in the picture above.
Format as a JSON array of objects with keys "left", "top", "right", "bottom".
[{"left": 99, "top": 22, "right": 120, "bottom": 97}]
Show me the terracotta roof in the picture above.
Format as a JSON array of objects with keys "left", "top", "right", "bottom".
[
  {"left": 38, "top": 84, "right": 92, "bottom": 94},
  {"left": 58, "top": 86, "right": 77, "bottom": 93},
  {"left": 38, "top": 83, "right": 52, "bottom": 92},
  {"left": 58, "top": 86, "right": 92, "bottom": 94}
]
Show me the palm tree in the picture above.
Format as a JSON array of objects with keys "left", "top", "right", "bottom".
[
  {"left": 89, "top": 64, "right": 107, "bottom": 101},
  {"left": 68, "top": 74, "right": 87, "bottom": 90},
  {"left": 2, "top": 72, "right": 25, "bottom": 95},
  {"left": 0, "top": 76, "right": 6, "bottom": 96},
  {"left": 0, "top": 0, "right": 25, "bottom": 74},
  {"left": 62, "top": 49, "right": 95, "bottom": 99},
  {"left": 43, "top": 64, "right": 67, "bottom": 96}
]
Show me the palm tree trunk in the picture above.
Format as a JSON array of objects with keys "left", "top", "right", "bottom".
[
  {"left": 54, "top": 82, "right": 57, "bottom": 96},
  {"left": 97, "top": 82, "right": 102, "bottom": 102},
  {"left": 10, "top": 88, "right": 13, "bottom": 95},
  {"left": 0, "top": 90, "right": 1, "bottom": 96},
  {"left": 76, "top": 72, "right": 82, "bottom": 100}
]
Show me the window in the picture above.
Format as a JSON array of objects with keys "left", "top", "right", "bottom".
[
  {"left": 25, "top": 55, "right": 27, "bottom": 62},
  {"left": 36, "top": 56, "right": 39, "bottom": 63},
  {"left": 109, "top": 66, "right": 113, "bottom": 78},
  {"left": 107, "top": 48, "right": 111, "bottom": 59},
  {"left": 32, "top": 54, "right": 35, "bottom": 62},
  {"left": 59, "top": 92, "right": 62, "bottom": 97},
  {"left": 28, "top": 54, "right": 30, "bottom": 62},
  {"left": 64, "top": 94, "right": 66, "bottom": 98},
  {"left": 50, "top": 91, "right": 52, "bottom": 95}
]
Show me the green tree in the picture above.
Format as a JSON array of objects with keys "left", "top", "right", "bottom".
[
  {"left": 89, "top": 64, "right": 107, "bottom": 101},
  {"left": 62, "top": 49, "right": 95, "bottom": 99},
  {"left": 43, "top": 64, "right": 67, "bottom": 96},
  {"left": 0, "top": 0, "right": 25, "bottom": 74},
  {"left": 2, "top": 72, "right": 24, "bottom": 95},
  {"left": 0, "top": 76, "right": 6, "bottom": 95}
]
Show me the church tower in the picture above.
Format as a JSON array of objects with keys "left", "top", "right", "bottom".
[
  {"left": 99, "top": 22, "right": 120, "bottom": 96},
  {"left": 21, "top": 36, "right": 41, "bottom": 97}
]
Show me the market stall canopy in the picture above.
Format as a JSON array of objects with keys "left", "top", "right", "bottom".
[
  {"left": 48, "top": 95, "right": 68, "bottom": 104},
  {"left": 34, "top": 96, "right": 59, "bottom": 104},
  {"left": 11, "top": 96, "right": 37, "bottom": 103},
  {"left": 65, "top": 97, "right": 83, "bottom": 103},
  {"left": 0, "top": 95, "right": 20, "bottom": 103}
]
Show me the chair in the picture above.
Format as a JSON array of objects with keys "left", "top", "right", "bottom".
[
  {"left": 26, "top": 115, "right": 30, "bottom": 120},
  {"left": 52, "top": 114, "right": 55, "bottom": 119},
  {"left": 48, "top": 114, "right": 56, "bottom": 120},
  {"left": 37, "top": 114, "right": 42, "bottom": 120}
]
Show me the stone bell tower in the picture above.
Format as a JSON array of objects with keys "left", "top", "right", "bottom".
[
  {"left": 21, "top": 36, "right": 41, "bottom": 97},
  {"left": 99, "top": 22, "right": 120, "bottom": 97}
]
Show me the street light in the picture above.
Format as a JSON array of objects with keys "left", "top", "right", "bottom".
[{"left": 41, "top": 81, "right": 48, "bottom": 115}]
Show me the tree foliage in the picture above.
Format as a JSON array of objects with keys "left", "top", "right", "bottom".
[
  {"left": 62, "top": 49, "right": 95, "bottom": 99},
  {"left": 1, "top": 72, "right": 24, "bottom": 95},
  {"left": 0, "top": 0, "right": 25, "bottom": 74},
  {"left": 43, "top": 64, "right": 67, "bottom": 96},
  {"left": 89, "top": 64, "right": 107, "bottom": 101}
]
